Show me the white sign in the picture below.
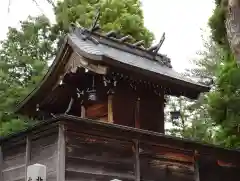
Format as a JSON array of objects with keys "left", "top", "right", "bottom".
[{"left": 26, "top": 164, "right": 46, "bottom": 181}]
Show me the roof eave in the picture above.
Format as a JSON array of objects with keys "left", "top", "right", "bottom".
[{"left": 15, "top": 35, "right": 105, "bottom": 116}]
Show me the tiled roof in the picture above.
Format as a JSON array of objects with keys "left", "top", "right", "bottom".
[
  {"left": 16, "top": 27, "right": 210, "bottom": 115},
  {"left": 68, "top": 27, "right": 209, "bottom": 92}
]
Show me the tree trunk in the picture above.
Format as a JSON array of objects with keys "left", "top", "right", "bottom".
[{"left": 226, "top": 0, "right": 240, "bottom": 65}]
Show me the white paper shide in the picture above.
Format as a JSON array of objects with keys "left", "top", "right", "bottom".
[{"left": 26, "top": 164, "right": 46, "bottom": 181}]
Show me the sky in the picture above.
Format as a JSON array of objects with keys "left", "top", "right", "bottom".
[{"left": 0, "top": 0, "right": 215, "bottom": 72}]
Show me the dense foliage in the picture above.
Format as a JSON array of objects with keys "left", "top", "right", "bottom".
[
  {"left": 207, "top": 0, "right": 240, "bottom": 148},
  {"left": 0, "top": 16, "right": 55, "bottom": 136},
  {"left": 2, "top": 0, "right": 240, "bottom": 149},
  {"left": 166, "top": 36, "right": 223, "bottom": 144},
  {"left": 55, "top": 0, "right": 154, "bottom": 46},
  {"left": 0, "top": 0, "right": 154, "bottom": 136}
]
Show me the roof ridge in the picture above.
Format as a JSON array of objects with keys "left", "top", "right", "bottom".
[{"left": 71, "top": 26, "right": 172, "bottom": 68}]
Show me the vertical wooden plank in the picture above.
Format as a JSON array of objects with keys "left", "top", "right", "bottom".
[
  {"left": 135, "top": 98, "right": 140, "bottom": 128},
  {"left": 108, "top": 94, "right": 113, "bottom": 123},
  {"left": 0, "top": 145, "right": 3, "bottom": 181},
  {"left": 81, "top": 105, "right": 86, "bottom": 118},
  {"left": 57, "top": 124, "right": 65, "bottom": 181},
  {"left": 194, "top": 150, "right": 200, "bottom": 181},
  {"left": 25, "top": 136, "right": 31, "bottom": 180},
  {"left": 134, "top": 140, "right": 140, "bottom": 181}
]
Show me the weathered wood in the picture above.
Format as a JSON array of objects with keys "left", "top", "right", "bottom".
[
  {"left": 134, "top": 140, "right": 140, "bottom": 181},
  {"left": 26, "top": 123, "right": 59, "bottom": 141},
  {"left": 65, "top": 131, "right": 135, "bottom": 181},
  {"left": 66, "top": 132, "right": 134, "bottom": 158},
  {"left": 112, "top": 84, "right": 136, "bottom": 127},
  {"left": 108, "top": 94, "right": 113, "bottom": 123},
  {"left": 31, "top": 143, "right": 58, "bottom": 163},
  {"left": 3, "top": 155, "right": 25, "bottom": 170},
  {"left": 2, "top": 165, "right": 25, "bottom": 181},
  {"left": 140, "top": 143, "right": 194, "bottom": 163},
  {"left": 134, "top": 98, "right": 140, "bottom": 128},
  {"left": 31, "top": 132, "right": 58, "bottom": 149},
  {"left": 66, "top": 158, "right": 134, "bottom": 179},
  {"left": 2, "top": 142, "right": 26, "bottom": 181},
  {"left": 66, "top": 156, "right": 133, "bottom": 171},
  {"left": 65, "top": 168, "right": 135, "bottom": 180},
  {"left": 194, "top": 151, "right": 200, "bottom": 181},
  {"left": 57, "top": 124, "right": 66, "bottom": 181},
  {"left": 46, "top": 171, "right": 57, "bottom": 181},
  {"left": 25, "top": 136, "right": 31, "bottom": 180},
  {"left": 139, "top": 90, "right": 165, "bottom": 133},
  {"left": 81, "top": 105, "right": 85, "bottom": 118},
  {"left": 0, "top": 146, "right": 3, "bottom": 181},
  {"left": 139, "top": 142, "right": 194, "bottom": 181},
  {"left": 29, "top": 131, "right": 58, "bottom": 179}
]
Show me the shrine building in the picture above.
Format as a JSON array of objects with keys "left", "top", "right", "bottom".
[{"left": 0, "top": 25, "right": 240, "bottom": 181}]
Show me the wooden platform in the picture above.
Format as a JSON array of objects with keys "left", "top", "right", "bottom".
[{"left": 1, "top": 115, "right": 240, "bottom": 181}]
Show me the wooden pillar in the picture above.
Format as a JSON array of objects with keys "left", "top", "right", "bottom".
[
  {"left": 0, "top": 146, "right": 3, "bottom": 181},
  {"left": 134, "top": 140, "right": 140, "bottom": 181},
  {"left": 81, "top": 105, "right": 86, "bottom": 118},
  {"left": 108, "top": 94, "right": 113, "bottom": 123},
  {"left": 25, "top": 136, "right": 31, "bottom": 180},
  {"left": 135, "top": 98, "right": 140, "bottom": 128},
  {"left": 194, "top": 150, "right": 200, "bottom": 181},
  {"left": 57, "top": 124, "right": 66, "bottom": 181},
  {"left": 160, "top": 94, "right": 165, "bottom": 133}
]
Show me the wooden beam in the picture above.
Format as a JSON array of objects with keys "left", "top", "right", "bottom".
[
  {"left": 0, "top": 146, "right": 3, "bottom": 181},
  {"left": 25, "top": 136, "right": 31, "bottom": 180},
  {"left": 57, "top": 124, "right": 66, "bottom": 181},
  {"left": 108, "top": 94, "right": 113, "bottom": 123},
  {"left": 134, "top": 140, "right": 140, "bottom": 181}
]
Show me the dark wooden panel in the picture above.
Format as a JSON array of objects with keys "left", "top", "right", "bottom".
[
  {"left": 198, "top": 157, "right": 240, "bottom": 181},
  {"left": 57, "top": 124, "right": 65, "bottom": 181},
  {"left": 139, "top": 91, "right": 164, "bottom": 133},
  {"left": 65, "top": 131, "right": 135, "bottom": 180},
  {"left": 31, "top": 133, "right": 58, "bottom": 149},
  {"left": 140, "top": 143, "right": 194, "bottom": 164},
  {"left": 139, "top": 143, "right": 194, "bottom": 181},
  {"left": 31, "top": 143, "right": 58, "bottom": 163},
  {"left": 30, "top": 132, "right": 58, "bottom": 178},
  {"left": 66, "top": 132, "right": 134, "bottom": 164},
  {"left": 47, "top": 171, "right": 57, "bottom": 181},
  {"left": 2, "top": 143, "right": 26, "bottom": 159},
  {"left": 66, "top": 169, "right": 134, "bottom": 181},
  {"left": 112, "top": 83, "right": 136, "bottom": 127},
  {"left": 2, "top": 165, "right": 25, "bottom": 181},
  {"left": 3, "top": 154, "right": 26, "bottom": 170},
  {"left": 2, "top": 142, "right": 26, "bottom": 181},
  {"left": 25, "top": 136, "right": 31, "bottom": 181},
  {"left": 140, "top": 155, "right": 194, "bottom": 181},
  {"left": 66, "top": 156, "right": 134, "bottom": 175}
]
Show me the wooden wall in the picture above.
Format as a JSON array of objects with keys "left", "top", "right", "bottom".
[
  {"left": 63, "top": 121, "right": 196, "bottom": 181},
  {"left": 1, "top": 140, "right": 26, "bottom": 181},
  {"left": 1, "top": 119, "right": 240, "bottom": 181},
  {"left": 0, "top": 124, "right": 59, "bottom": 181},
  {"left": 112, "top": 82, "right": 165, "bottom": 132},
  {"left": 139, "top": 89, "right": 165, "bottom": 133},
  {"left": 65, "top": 131, "right": 135, "bottom": 181},
  {"left": 62, "top": 119, "right": 240, "bottom": 181}
]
